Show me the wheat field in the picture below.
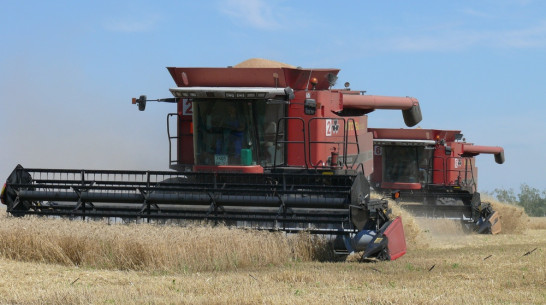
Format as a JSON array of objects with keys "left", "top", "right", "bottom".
[{"left": 0, "top": 203, "right": 544, "bottom": 305}]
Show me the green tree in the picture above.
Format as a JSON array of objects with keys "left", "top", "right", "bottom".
[
  {"left": 517, "top": 184, "right": 546, "bottom": 217},
  {"left": 492, "top": 187, "right": 517, "bottom": 204},
  {"left": 493, "top": 184, "right": 546, "bottom": 217}
]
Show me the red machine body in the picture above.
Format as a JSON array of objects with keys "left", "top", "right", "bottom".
[
  {"left": 369, "top": 128, "right": 504, "bottom": 205},
  {"left": 0, "top": 59, "right": 501, "bottom": 247},
  {"left": 166, "top": 65, "right": 421, "bottom": 175},
  {"left": 6, "top": 58, "right": 508, "bottom": 257}
]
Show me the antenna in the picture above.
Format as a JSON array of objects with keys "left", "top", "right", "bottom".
[{"left": 305, "top": 69, "right": 313, "bottom": 91}]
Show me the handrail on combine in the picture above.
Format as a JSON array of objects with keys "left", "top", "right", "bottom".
[
  {"left": 307, "top": 117, "right": 346, "bottom": 169},
  {"left": 307, "top": 117, "right": 360, "bottom": 170},
  {"left": 445, "top": 156, "right": 477, "bottom": 190},
  {"left": 167, "top": 113, "right": 181, "bottom": 168},
  {"left": 273, "top": 117, "right": 307, "bottom": 169},
  {"left": 345, "top": 118, "right": 360, "bottom": 170}
]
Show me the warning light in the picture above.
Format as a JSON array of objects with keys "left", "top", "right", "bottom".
[
  {"left": 310, "top": 77, "right": 318, "bottom": 89},
  {"left": 132, "top": 98, "right": 137, "bottom": 104},
  {"left": 391, "top": 191, "right": 401, "bottom": 200}
]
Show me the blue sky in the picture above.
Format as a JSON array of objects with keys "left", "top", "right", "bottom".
[{"left": 1, "top": 0, "right": 545, "bottom": 192}]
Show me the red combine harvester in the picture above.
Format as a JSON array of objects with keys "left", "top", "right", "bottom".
[
  {"left": 369, "top": 128, "right": 504, "bottom": 234},
  {"left": 1, "top": 59, "right": 424, "bottom": 260}
]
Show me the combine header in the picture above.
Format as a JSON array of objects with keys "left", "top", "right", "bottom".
[
  {"left": 1, "top": 59, "right": 424, "bottom": 260},
  {"left": 369, "top": 128, "right": 504, "bottom": 234}
]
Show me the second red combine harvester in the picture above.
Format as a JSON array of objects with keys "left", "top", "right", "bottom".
[
  {"left": 1, "top": 59, "right": 425, "bottom": 261},
  {"left": 369, "top": 128, "right": 504, "bottom": 234}
]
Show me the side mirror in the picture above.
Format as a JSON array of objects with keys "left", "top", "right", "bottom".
[{"left": 304, "top": 99, "right": 316, "bottom": 115}]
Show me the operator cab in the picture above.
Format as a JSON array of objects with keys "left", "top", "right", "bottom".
[
  {"left": 372, "top": 139, "right": 436, "bottom": 189},
  {"left": 168, "top": 86, "right": 294, "bottom": 172},
  {"left": 192, "top": 99, "right": 285, "bottom": 167},
  {"left": 381, "top": 144, "right": 434, "bottom": 185}
]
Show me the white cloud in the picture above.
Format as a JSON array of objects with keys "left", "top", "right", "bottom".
[
  {"left": 460, "top": 8, "right": 492, "bottom": 18},
  {"left": 384, "top": 31, "right": 482, "bottom": 52},
  {"left": 505, "top": 0, "right": 535, "bottom": 5},
  {"left": 499, "top": 21, "right": 546, "bottom": 47},
  {"left": 103, "top": 15, "right": 160, "bottom": 33},
  {"left": 380, "top": 21, "right": 546, "bottom": 52},
  {"left": 217, "top": 0, "right": 283, "bottom": 30}
]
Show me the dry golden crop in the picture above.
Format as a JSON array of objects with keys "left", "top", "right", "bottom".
[
  {"left": 0, "top": 201, "right": 544, "bottom": 305},
  {"left": 0, "top": 213, "right": 334, "bottom": 273}
]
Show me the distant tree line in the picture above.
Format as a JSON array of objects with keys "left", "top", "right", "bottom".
[{"left": 491, "top": 184, "right": 546, "bottom": 217}]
